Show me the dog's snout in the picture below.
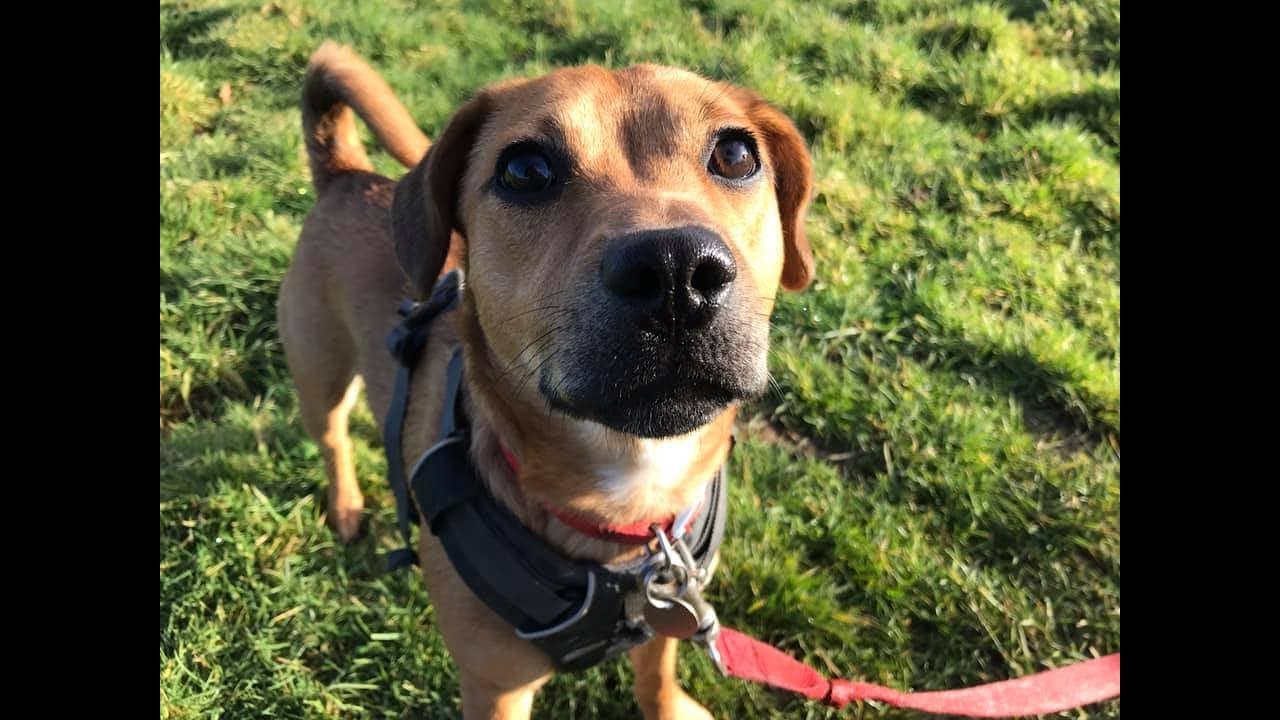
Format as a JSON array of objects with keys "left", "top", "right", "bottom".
[{"left": 600, "top": 226, "right": 737, "bottom": 328}]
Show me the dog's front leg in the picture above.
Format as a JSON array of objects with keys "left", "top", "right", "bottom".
[
  {"left": 629, "top": 637, "right": 713, "bottom": 720},
  {"left": 422, "top": 538, "right": 554, "bottom": 720},
  {"left": 458, "top": 671, "right": 549, "bottom": 720}
]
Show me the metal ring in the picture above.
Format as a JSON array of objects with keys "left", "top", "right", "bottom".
[
  {"left": 642, "top": 566, "right": 670, "bottom": 608},
  {"left": 671, "top": 496, "right": 701, "bottom": 538},
  {"left": 406, "top": 435, "right": 464, "bottom": 482},
  {"left": 642, "top": 564, "right": 688, "bottom": 610},
  {"left": 653, "top": 524, "right": 680, "bottom": 569},
  {"left": 513, "top": 571, "right": 596, "bottom": 640}
]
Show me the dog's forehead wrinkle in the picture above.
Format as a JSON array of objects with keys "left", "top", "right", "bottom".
[
  {"left": 578, "top": 70, "right": 719, "bottom": 179},
  {"left": 617, "top": 87, "right": 685, "bottom": 180}
]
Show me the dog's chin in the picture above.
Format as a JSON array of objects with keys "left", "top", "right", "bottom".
[{"left": 542, "top": 376, "right": 743, "bottom": 438}]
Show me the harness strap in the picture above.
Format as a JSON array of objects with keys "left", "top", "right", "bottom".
[
  {"left": 382, "top": 271, "right": 461, "bottom": 571},
  {"left": 411, "top": 348, "right": 599, "bottom": 620},
  {"left": 439, "top": 349, "right": 465, "bottom": 438},
  {"left": 414, "top": 434, "right": 579, "bottom": 626},
  {"left": 690, "top": 456, "right": 727, "bottom": 572},
  {"left": 383, "top": 360, "right": 419, "bottom": 570}
]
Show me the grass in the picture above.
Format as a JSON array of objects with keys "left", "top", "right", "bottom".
[{"left": 160, "top": 0, "right": 1119, "bottom": 717}]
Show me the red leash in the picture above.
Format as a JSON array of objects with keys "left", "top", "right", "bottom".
[{"left": 713, "top": 627, "right": 1119, "bottom": 717}]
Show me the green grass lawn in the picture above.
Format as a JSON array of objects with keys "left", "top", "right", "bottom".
[{"left": 160, "top": 1, "right": 1119, "bottom": 717}]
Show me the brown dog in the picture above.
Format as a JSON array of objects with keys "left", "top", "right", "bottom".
[{"left": 277, "top": 42, "right": 813, "bottom": 719}]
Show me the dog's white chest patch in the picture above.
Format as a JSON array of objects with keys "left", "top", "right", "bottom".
[{"left": 568, "top": 420, "right": 702, "bottom": 506}]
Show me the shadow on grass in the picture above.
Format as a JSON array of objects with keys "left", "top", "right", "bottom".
[
  {"left": 928, "top": 334, "right": 1116, "bottom": 438},
  {"left": 541, "top": 30, "right": 625, "bottom": 66},
  {"left": 160, "top": 403, "right": 321, "bottom": 504},
  {"left": 887, "top": 275, "right": 1115, "bottom": 437},
  {"left": 907, "top": 614, "right": 1011, "bottom": 685},
  {"left": 1017, "top": 86, "right": 1120, "bottom": 149},
  {"left": 160, "top": 399, "right": 397, "bottom": 553},
  {"left": 907, "top": 78, "right": 1120, "bottom": 159},
  {"left": 916, "top": 19, "right": 996, "bottom": 56},
  {"left": 160, "top": 4, "right": 238, "bottom": 60}
]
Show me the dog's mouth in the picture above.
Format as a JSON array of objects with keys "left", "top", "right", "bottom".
[
  {"left": 529, "top": 322, "right": 757, "bottom": 435},
  {"left": 537, "top": 366, "right": 742, "bottom": 435}
]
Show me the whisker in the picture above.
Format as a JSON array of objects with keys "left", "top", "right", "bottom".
[
  {"left": 499, "top": 304, "right": 571, "bottom": 325},
  {"left": 497, "top": 290, "right": 572, "bottom": 324},
  {"left": 516, "top": 344, "right": 560, "bottom": 397},
  {"left": 767, "top": 371, "right": 784, "bottom": 398},
  {"left": 502, "top": 325, "right": 561, "bottom": 377}
]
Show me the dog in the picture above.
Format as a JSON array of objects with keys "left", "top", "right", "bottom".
[{"left": 277, "top": 42, "right": 814, "bottom": 719}]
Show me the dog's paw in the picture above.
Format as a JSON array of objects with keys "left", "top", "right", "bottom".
[
  {"left": 669, "top": 690, "right": 714, "bottom": 720},
  {"left": 327, "top": 493, "right": 366, "bottom": 543},
  {"left": 641, "top": 688, "right": 714, "bottom": 720}
]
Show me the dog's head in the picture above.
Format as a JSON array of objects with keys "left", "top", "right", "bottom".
[{"left": 393, "top": 65, "right": 813, "bottom": 439}]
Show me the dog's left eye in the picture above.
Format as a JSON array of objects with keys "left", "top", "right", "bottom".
[{"left": 498, "top": 150, "right": 556, "bottom": 194}]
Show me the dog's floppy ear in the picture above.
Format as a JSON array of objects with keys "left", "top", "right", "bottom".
[
  {"left": 392, "top": 93, "right": 493, "bottom": 297},
  {"left": 729, "top": 88, "right": 815, "bottom": 291}
]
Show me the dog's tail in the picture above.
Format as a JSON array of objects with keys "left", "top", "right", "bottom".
[{"left": 302, "top": 42, "right": 431, "bottom": 193}]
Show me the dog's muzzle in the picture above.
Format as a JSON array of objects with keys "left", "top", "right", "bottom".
[{"left": 541, "top": 225, "right": 766, "bottom": 438}]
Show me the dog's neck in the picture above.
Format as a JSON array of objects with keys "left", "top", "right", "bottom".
[{"left": 453, "top": 299, "right": 734, "bottom": 565}]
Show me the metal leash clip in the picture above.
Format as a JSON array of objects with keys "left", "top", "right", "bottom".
[
  {"left": 640, "top": 525, "right": 726, "bottom": 674},
  {"left": 641, "top": 526, "right": 701, "bottom": 638},
  {"left": 690, "top": 617, "right": 726, "bottom": 676}
]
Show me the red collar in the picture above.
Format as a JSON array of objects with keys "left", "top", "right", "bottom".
[{"left": 497, "top": 439, "right": 702, "bottom": 546}]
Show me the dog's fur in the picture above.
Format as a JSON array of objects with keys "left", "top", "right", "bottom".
[{"left": 278, "top": 42, "right": 813, "bottom": 719}]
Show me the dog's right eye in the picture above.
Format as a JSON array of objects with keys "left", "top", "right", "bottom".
[{"left": 497, "top": 148, "right": 556, "bottom": 194}]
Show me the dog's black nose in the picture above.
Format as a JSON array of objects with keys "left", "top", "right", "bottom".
[{"left": 600, "top": 226, "right": 737, "bottom": 329}]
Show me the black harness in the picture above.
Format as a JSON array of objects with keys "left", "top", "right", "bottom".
[{"left": 382, "top": 271, "right": 729, "bottom": 672}]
